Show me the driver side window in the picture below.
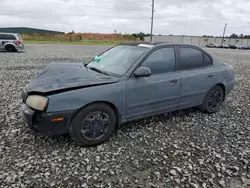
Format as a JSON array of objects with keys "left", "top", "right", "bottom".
[{"left": 141, "top": 47, "right": 176, "bottom": 75}]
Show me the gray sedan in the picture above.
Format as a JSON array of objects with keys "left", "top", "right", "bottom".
[{"left": 21, "top": 42, "right": 235, "bottom": 147}]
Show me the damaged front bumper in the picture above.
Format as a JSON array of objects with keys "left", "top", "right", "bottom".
[
  {"left": 22, "top": 104, "right": 75, "bottom": 136},
  {"left": 21, "top": 90, "right": 76, "bottom": 136}
]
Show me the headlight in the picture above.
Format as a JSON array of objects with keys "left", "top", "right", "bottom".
[{"left": 26, "top": 95, "right": 48, "bottom": 111}]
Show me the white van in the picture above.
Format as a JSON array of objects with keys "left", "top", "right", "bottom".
[{"left": 0, "top": 33, "right": 25, "bottom": 52}]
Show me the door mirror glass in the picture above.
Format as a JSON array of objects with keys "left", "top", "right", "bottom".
[{"left": 134, "top": 66, "right": 151, "bottom": 77}]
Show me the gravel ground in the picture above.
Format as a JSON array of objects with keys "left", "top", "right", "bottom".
[{"left": 0, "top": 44, "right": 250, "bottom": 188}]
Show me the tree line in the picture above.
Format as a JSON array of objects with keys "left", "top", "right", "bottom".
[
  {"left": 67, "top": 31, "right": 250, "bottom": 40},
  {"left": 132, "top": 32, "right": 250, "bottom": 40},
  {"left": 203, "top": 33, "right": 250, "bottom": 39}
]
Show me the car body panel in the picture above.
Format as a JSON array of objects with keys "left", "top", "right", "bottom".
[
  {"left": 22, "top": 103, "right": 75, "bottom": 135},
  {"left": 178, "top": 65, "right": 216, "bottom": 108},
  {"left": 46, "top": 80, "right": 127, "bottom": 120},
  {"left": 27, "top": 62, "right": 119, "bottom": 93},
  {"left": 126, "top": 71, "right": 180, "bottom": 120}
]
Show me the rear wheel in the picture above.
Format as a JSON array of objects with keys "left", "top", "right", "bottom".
[
  {"left": 5, "top": 45, "right": 16, "bottom": 52},
  {"left": 199, "top": 85, "right": 224, "bottom": 114},
  {"left": 69, "top": 103, "right": 117, "bottom": 147}
]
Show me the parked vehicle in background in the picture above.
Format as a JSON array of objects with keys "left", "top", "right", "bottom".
[
  {"left": 228, "top": 44, "right": 238, "bottom": 49},
  {"left": 0, "top": 33, "right": 25, "bottom": 52},
  {"left": 219, "top": 44, "right": 229, "bottom": 49},
  {"left": 21, "top": 42, "right": 235, "bottom": 147},
  {"left": 238, "top": 45, "right": 250, "bottom": 50},
  {"left": 205, "top": 43, "right": 219, "bottom": 48}
]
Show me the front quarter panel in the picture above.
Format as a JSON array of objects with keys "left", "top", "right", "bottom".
[{"left": 46, "top": 81, "right": 126, "bottom": 117}]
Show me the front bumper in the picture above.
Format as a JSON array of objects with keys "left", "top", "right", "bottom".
[{"left": 22, "top": 104, "right": 76, "bottom": 136}]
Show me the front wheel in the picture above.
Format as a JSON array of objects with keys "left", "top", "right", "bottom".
[
  {"left": 69, "top": 103, "right": 117, "bottom": 147},
  {"left": 199, "top": 85, "right": 224, "bottom": 114}
]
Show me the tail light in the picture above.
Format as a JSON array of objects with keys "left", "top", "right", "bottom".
[{"left": 17, "top": 40, "right": 22, "bottom": 45}]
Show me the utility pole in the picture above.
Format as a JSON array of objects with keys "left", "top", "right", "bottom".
[
  {"left": 150, "top": 0, "right": 155, "bottom": 42},
  {"left": 221, "top": 23, "right": 227, "bottom": 45}
]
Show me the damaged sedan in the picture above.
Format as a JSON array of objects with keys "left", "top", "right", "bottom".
[{"left": 21, "top": 42, "right": 235, "bottom": 147}]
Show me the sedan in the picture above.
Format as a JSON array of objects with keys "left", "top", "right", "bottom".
[{"left": 21, "top": 42, "right": 235, "bottom": 147}]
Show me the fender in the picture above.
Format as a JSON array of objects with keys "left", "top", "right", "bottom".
[{"left": 4, "top": 41, "right": 16, "bottom": 48}]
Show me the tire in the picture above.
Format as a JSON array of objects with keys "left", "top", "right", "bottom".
[
  {"left": 199, "top": 85, "right": 224, "bottom": 114},
  {"left": 69, "top": 103, "right": 117, "bottom": 147},
  {"left": 5, "top": 45, "right": 16, "bottom": 52}
]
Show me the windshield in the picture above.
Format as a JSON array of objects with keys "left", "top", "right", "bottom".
[{"left": 86, "top": 45, "right": 148, "bottom": 76}]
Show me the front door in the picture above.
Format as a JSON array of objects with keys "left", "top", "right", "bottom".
[
  {"left": 177, "top": 46, "right": 216, "bottom": 108},
  {"left": 126, "top": 46, "right": 181, "bottom": 120}
]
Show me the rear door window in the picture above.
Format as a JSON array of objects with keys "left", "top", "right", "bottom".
[
  {"left": 179, "top": 47, "right": 204, "bottom": 70},
  {"left": 6, "top": 35, "right": 16, "bottom": 40}
]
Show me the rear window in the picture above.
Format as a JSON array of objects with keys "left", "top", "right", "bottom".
[{"left": 17, "top": 34, "right": 22, "bottom": 40}]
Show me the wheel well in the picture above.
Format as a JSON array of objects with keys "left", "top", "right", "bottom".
[
  {"left": 5, "top": 44, "right": 15, "bottom": 50},
  {"left": 69, "top": 101, "right": 121, "bottom": 128},
  {"left": 216, "top": 83, "right": 226, "bottom": 101}
]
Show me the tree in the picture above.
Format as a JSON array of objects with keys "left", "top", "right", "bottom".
[
  {"left": 131, "top": 32, "right": 152, "bottom": 41},
  {"left": 137, "top": 32, "right": 146, "bottom": 40},
  {"left": 132, "top": 33, "right": 137, "bottom": 38},
  {"left": 230, "top": 33, "right": 238, "bottom": 38}
]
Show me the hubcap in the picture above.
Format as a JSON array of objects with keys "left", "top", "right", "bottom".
[
  {"left": 80, "top": 111, "right": 110, "bottom": 141},
  {"left": 208, "top": 90, "right": 223, "bottom": 111}
]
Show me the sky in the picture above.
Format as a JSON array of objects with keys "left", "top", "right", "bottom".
[{"left": 0, "top": 0, "right": 250, "bottom": 36}]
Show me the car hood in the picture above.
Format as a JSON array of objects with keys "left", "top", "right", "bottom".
[{"left": 26, "top": 62, "right": 119, "bottom": 93}]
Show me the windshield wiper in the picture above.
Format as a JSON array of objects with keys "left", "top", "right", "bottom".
[{"left": 87, "top": 66, "right": 109, "bottom": 76}]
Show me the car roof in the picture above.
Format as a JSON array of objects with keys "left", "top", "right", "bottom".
[
  {"left": 0, "top": 32, "right": 18, "bottom": 35},
  {"left": 120, "top": 41, "right": 200, "bottom": 49}
]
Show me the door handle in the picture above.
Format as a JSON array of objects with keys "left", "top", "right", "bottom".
[
  {"left": 169, "top": 79, "right": 178, "bottom": 86},
  {"left": 208, "top": 73, "right": 213, "bottom": 77}
]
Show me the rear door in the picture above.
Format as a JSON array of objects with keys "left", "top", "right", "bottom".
[
  {"left": 177, "top": 46, "right": 216, "bottom": 108},
  {"left": 126, "top": 46, "right": 181, "bottom": 120}
]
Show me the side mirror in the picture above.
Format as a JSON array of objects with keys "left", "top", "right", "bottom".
[{"left": 134, "top": 66, "right": 151, "bottom": 77}]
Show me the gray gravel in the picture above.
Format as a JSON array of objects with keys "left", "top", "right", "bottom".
[{"left": 0, "top": 44, "right": 250, "bottom": 188}]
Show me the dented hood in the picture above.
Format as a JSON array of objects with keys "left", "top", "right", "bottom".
[{"left": 26, "top": 62, "right": 119, "bottom": 93}]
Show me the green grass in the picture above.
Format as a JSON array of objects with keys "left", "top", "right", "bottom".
[{"left": 24, "top": 40, "right": 134, "bottom": 45}]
